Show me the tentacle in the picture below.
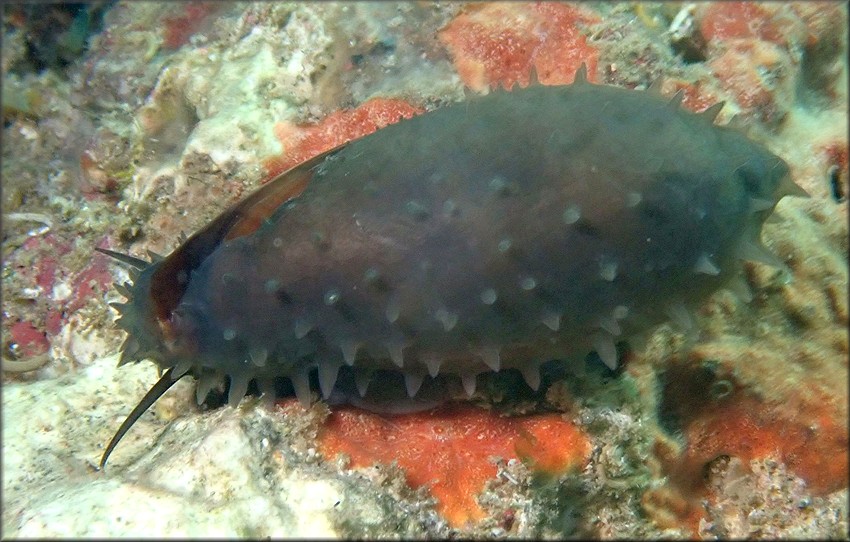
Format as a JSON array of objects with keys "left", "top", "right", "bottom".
[
  {"left": 99, "top": 367, "right": 183, "bottom": 469},
  {"left": 95, "top": 247, "right": 150, "bottom": 269},
  {"left": 573, "top": 62, "right": 589, "bottom": 84}
]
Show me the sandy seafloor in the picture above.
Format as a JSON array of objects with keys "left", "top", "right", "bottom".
[{"left": 2, "top": 2, "right": 848, "bottom": 538}]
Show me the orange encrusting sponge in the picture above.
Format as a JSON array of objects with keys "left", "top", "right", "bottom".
[
  {"left": 438, "top": 2, "right": 600, "bottom": 92},
  {"left": 264, "top": 98, "right": 423, "bottom": 180},
  {"left": 318, "top": 404, "right": 591, "bottom": 527}
]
